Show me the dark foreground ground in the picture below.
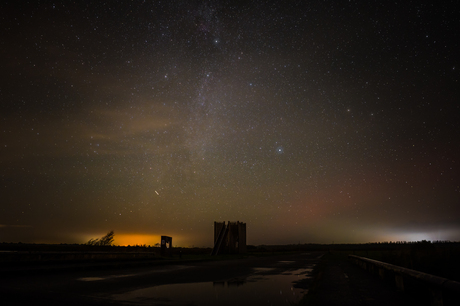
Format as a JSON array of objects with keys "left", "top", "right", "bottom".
[
  {"left": 0, "top": 252, "right": 320, "bottom": 305},
  {"left": 306, "top": 252, "right": 422, "bottom": 306},
  {"left": 0, "top": 251, "right": 432, "bottom": 306}
]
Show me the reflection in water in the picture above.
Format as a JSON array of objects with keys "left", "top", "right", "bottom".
[
  {"left": 213, "top": 280, "right": 246, "bottom": 287},
  {"left": 111, "top": 266, "right": 313, "bottom": 305},
  {"left": 77, "top": 266, "right": 190, "bottom": 282},
  {"left": 78, "top": 274, "right": 137, "bottom": 282},
  {"left": 251, "top": 267, "right": 276, "bottom": 273},
  {"left": 78, "top": 277, "right": 106, "bottom": 281}
]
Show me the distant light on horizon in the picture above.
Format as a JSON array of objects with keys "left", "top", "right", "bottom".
[{"left": 378, "top": 229, "right": 460, "bottom": 243}]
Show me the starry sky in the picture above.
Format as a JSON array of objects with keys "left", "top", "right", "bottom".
[{"left": 1, "top": 1, "right": 459, "bottom": 247}]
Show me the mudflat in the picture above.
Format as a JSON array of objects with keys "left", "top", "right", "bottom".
[{"left": 0, "top": 252, "right": 322, "bottom": 305}]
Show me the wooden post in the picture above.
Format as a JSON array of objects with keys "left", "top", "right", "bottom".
[
  {"left": 395, "top": 273, "right": 404, "bottom": 292},
  {"left": 429, "top": 288, "right": 443, "bottom": 306}
]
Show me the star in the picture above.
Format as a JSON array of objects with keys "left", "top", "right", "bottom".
[{"left": 1, "top": 0, "right": 458, "bottom": 246}]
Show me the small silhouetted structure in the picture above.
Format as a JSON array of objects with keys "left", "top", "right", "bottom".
[
  {"left": 211, "top": 221, "right": 246, "bottom": 255},
  {"left": 160, "top": 236, "right": 173, "bottom": 256}
]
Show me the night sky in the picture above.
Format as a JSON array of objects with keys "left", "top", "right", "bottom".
[{"left": 1, "top": 1, "right": 459, "bottom": 247}]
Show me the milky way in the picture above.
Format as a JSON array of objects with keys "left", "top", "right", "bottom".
[{"left": 1, "top": 1, "right": 459, "bottom": 246}]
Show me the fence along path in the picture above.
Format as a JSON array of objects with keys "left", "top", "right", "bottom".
[{"left": 349, "top": 255, "right": 460, "bottom": 306}]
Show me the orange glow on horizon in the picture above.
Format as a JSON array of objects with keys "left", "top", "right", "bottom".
[{"left": 114, "top": 234, "right": 162, "bottom": 246}]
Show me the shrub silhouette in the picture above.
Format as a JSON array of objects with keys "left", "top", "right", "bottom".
[{"left": 87, "top": 230, "right": 115, "bottom": 246}]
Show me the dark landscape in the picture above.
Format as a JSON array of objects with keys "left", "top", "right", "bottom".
[
  {"left": 2, "top": 241, "right": 460, "bottom": 279},
  {"left": 1, "top": 241, "right": 460, "bottom": 305}
]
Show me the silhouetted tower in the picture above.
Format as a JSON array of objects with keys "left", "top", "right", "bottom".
[{"left": 211, "top": 221, "right": 246, "bottom": 255}]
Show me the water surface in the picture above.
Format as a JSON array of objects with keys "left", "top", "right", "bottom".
[{"left": 111, "top": 265, "right": 314, "bottom": 305}]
